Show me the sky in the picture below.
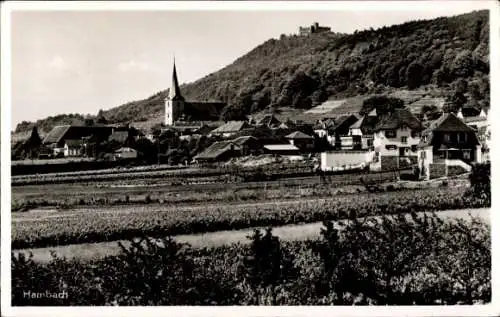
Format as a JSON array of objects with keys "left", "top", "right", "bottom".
[{"left": 8, "top": 1, "right": 494, "bottom": 128}]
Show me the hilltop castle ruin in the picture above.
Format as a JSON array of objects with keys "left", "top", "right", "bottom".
[{"left": 299, "top": 22, "right": 331, "bottom": 36}]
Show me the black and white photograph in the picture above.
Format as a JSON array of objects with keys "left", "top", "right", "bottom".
[{"left": 1, "top": 0, "right": 498, "bottom": 315}]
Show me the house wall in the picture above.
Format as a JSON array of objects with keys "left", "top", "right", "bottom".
[
  {"left": 64, "top": 146, "right": 80, "bottom": 157},
  {"left": 117, "top": 151, "right": 137, "bottom": 159},
  {"left": 314, "top": 129, "right": 327, "bottom": 138},
  {"left": 349, "top": 128, "right": 363, "bottom": 136},
  {"left": 373, "top": 127, "right": 420, "bottom": 156},
  {"left": 320, "top": 151, "right": 373, "bottom": 171},
  {"left": 289, "top": 139, "right": 314, "bottom": 150},
  {"left": 417, "top": 146, "right": 433, "bottom": 180}
]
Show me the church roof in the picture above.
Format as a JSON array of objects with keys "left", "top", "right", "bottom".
[{"left": 168, "top": 61, "right": 184, "bottom": 101}]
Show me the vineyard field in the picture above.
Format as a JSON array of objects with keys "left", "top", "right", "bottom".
[{"left": 12, "top": 186, "right": 485, "bottom": 249}]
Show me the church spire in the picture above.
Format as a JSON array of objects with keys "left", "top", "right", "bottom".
[{"left": 169, "top": 58, "right": 183, "bottom": 100}]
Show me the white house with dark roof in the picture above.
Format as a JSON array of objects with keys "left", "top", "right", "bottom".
[
  {"left": 417, "top": 113, "right": 482, "bottom": 180},
  {"left": 371, "top": 108, "right": 423, "bottom": 171},
  {"left": 285, "top": 131, "right": 315, "bottom": 150}
]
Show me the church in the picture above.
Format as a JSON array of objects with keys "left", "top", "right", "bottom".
[{"left": 165, "top": 61, "right": 226, "bottom": 125}]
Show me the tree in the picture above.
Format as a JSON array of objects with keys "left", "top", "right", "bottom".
[
  {"left": 134, "top": 137, "right": 157, "bottom": 163},
  {"left": 84, "top": 118, "right": 95, "bottom": 126},
  {"left": 360, "top": 95, "right": 405, "bottom": 116},
  {"left": 450, "top": 50, "right": 474, "bottom": 78},
  {"left": 420, "top": 105, "right": 441, "bottom": 121},
  {"left": 406, "top": 61, "right": 424, "bottom": 89},
  {"left": 96, "top": 109, "right": 108, "bottom": 125}
]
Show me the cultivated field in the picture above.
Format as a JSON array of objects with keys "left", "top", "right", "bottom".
[
  {"left": 12, "top": 169, "right": 409, "bottom": 211},
  {"left": 12, "top": 185, "right": 482, "bottom": 250}
]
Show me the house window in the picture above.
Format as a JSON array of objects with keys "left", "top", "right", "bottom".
[
  {"left": 385, "top": 145, "right": 397, "bottom": 151},
  {"left": 444, "top": 133, "right": 450, "bottom": 142},
  {"left": 463, "top": 150, "right": 471, "bottom": 160},
  {"left": 367, "top": 138, "right": 373, "bottom": 147},
  {"left": 411, "top": 145, "right": 418, "bottom": 152},
  {"left": 421, "top": 151, "right": 426, "bottom": 159},
  {"left": 399, "top": 147, "right": 406, "bottom": 157},
  {"left": 401, "top": 136, "right": 408, "bottom": 144},
  {"left": 385, "top": 130, "right": 396, "bottom": 138}
]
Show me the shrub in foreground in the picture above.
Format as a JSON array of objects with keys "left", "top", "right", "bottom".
[{"left": 12, "top": 213, "right": 490, "bottom": 306}]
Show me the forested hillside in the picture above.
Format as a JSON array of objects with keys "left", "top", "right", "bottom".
[{"left": 15, "top": 10, "right": 490, "bottom": 135}]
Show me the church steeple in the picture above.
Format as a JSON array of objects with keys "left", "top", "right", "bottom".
[
  {"left": 169, "top": 58, "right": 184, "bottom": 101},
  {"left": 165, "top": 58, "right": 185, "bottom": 126}
]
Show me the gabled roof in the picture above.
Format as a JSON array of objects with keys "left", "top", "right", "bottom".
[
  {"left": 232, "top": 136, "right": 259, "bottom": 146},
  {"left": 350, "top": 115, "right": 379, "bottom": 134},
  {"left": 184, "top": 102, "right": 226, "bottom": 121},
  {"left": 42, "top": 125, "right": 72, "bottom": 144},
  {"left": 367, "top": 108, "right": 377, "bottom": 116},
  {"left": 255, "top": 114, "right": 281, "bottom": 127},
  {"left": 194, "top": 141, "right": 240, "bottom": 160},
  {"left": 328, "top": 114, "right": 359, "bottom": 134},
  {"left": 374, "top": 108, "right": 422, "bottom": 132},
  {"left": 43, "top": 125, "right": 113, "bottom": 144},
  {"left": 313, "top": 118, "right": 335, "bottom": 130},
  {"left": 419, "top": 113, "right": 479, "bottom": 147},
  {"left": 210, "top": 121, "right": 251, "bottom": 134},
  {"left": 115, "top": 147, "right": 137, "bottom": 153},
  {"left": 425, "top": 113, "right": 475, "bottom": 133},
  {"left": 286, "top": 131, "right": 314, "bottom": 140}
]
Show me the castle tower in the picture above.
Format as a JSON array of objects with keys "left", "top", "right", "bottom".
[{"left": 165, "top": 59, "right": 185, "bottom": 125}]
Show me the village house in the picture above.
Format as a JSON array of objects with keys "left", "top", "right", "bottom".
[
  {"left": 42, "top": 125, "right": 113, "bottom": 157},
  {"left": 285, "top": 131, "right": 315, "bottom": 151},
  {"left": 348, "top": 109, "right": 378, "bottom": 150},
  {"left": 209, "top": 121, "right": 252, "bottom": 138},
  {"left": 461, "top": 107, "right": 489, "bottom": 130},
  {"left": 250, "top": 114, "right": 282, "bottom": 129},
  {"left": 64, "top": 140, "right": 82, "bottom": 157},
  {"left": 313, "top": 118, "right": 335, "bottom": 138},
  {"left": 114, "top": 147, "right": 139, "bottom": 160},
  {"left": 193, "top": 141, "right": 241, "bottom": 163},
  {"left": 371, "top": 108, "right": 423, "bottom": 171},
  {"left": 418, "top": 113, "right": 482, "bottom": 180},
  {"left": 326, "top": 114, "right": 359, "bottom": 149},
  {"left": 232, "top": 136, "right": 263, "bottom": 156}
]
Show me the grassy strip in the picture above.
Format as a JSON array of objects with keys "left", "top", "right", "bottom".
[
  {"left": 12, "top": 187, "right": 487, "bottom": 249},
  {"left": 12, "top": 213, "right": 490, "bottom": 305}
]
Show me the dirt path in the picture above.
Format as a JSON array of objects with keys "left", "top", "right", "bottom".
[{"left": 12, "top": 208, "right": 489, "bottom": 263}]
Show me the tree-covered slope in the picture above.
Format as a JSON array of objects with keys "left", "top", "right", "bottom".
[{"left": 15, "top": 10, "right": 490, "bottom": 134}]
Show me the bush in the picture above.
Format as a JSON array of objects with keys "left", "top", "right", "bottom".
[
  {"left": 466, "top": 162, "right": 490, "bottom": 206},
  {"left": 12, "top": 213, "right": 490, "bottom": 305}
]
